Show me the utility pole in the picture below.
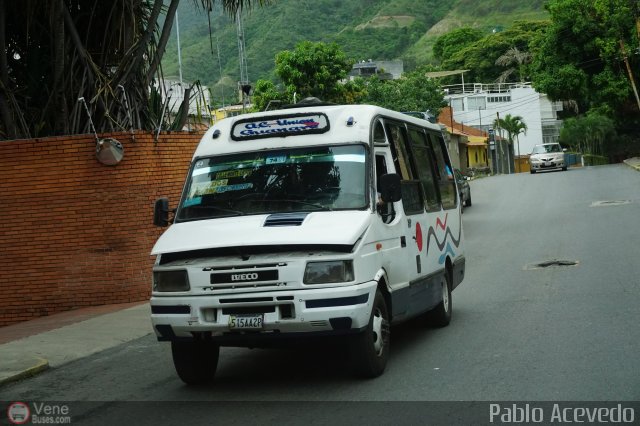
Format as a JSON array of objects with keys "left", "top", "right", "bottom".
[
  {"left": 495, "top": 112, "right": 502, "bottom": 174},
  {"left": 620, "top": 39, "right": 640, "bottom": 111}
]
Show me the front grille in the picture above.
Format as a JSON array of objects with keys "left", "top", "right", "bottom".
[{"left": 203, "top": 263, "right": 287, "bottom": 291}]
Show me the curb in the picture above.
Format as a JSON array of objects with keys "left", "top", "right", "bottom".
[{"left": 0, "top": 357, "right": 49, "bottom": 386}]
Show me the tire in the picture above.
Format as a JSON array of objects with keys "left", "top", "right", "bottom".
[
  {"left": 349, "top": 290, "right": 390, "bottom": 378},
  {"left": 530, "top": 170, "right": 536, "bottom": 174},
  {"left": 429, "top": 270, "right": 452, "bottom": 328},
  {"left": 171, "top": 340, "right": 220, "bottom": 385},
  {"left": 562, "top": 166, "right": 567, "bottom": 171},
  {"left": 464, "top": 193, "right": 472, "bottom": 207}
]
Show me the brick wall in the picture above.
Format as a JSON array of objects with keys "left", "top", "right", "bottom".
[{"left": 0, "top": 131, "right": 203, "bottom": 326}]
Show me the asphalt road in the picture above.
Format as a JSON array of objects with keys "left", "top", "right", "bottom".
[{"left": 2, "top": 164, "right": 639, "bottom": 424}]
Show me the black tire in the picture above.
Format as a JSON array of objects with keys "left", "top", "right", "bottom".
[
  {"left": 171, "top": 340, "right": 220, "bottom": 385},
  {"left": 530, "top": 170, "right": 536, "bottom": 174},
  {"left": 349, "top": 290, "right": 390, "bottom": 378},
  {"left": 429, "top": 270, "right": 452, "bottom": 328},
  {"left": 464, "top": 193, "right": 472, "bottom": 207},
  {"left": 562, "top": 166, "right": 567, "bottom": 171}
]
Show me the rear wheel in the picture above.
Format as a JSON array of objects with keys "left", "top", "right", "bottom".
[
  {"left": 428, "top": 270, "right": 452, "bottom": 327},
  {"left": 171, "top": 340, "right": 220, "bottom": 385},
  {"left": 464, "top": 193, "right": 472, "bottom": 207},
  {"left": 349, "top": 290, "right": 390, "bottom": 378}
]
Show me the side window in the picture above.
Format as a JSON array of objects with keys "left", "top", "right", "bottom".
[
  {"left": 385, "top": 122, "right": 414, "bottom": 180},
  {"left": 386, "top": 121, "right": 423, "bottom": 215},
  {"left": 428, "top": 132, "right": 457, "bottom": 210},
  {"left": 373, "top": 120, "right": 386, "bottom": 144},
  {"left": 375, "top": 153, "right": 395, "bottom": 223},
  {"left": 408, "top": 127, "right": 441, "bottom": 212}
]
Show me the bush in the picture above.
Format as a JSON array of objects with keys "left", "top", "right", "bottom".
[{"left": 582, "top": 154, "right": 608, "bottom": 166}]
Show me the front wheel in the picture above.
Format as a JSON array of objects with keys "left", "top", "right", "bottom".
[
  {"left": 349, "top": 290, "right": 390, "bottom": 378},
  {"left": 171, "top": 340, "right": 220, "bottom": 385}
]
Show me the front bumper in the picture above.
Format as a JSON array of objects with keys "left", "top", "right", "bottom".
[
  {"left": 150, "top": 281, "right": 377, "bottom": 344},
  {"left": 530, "top": 158, "right": 565, "bottom": 170}
]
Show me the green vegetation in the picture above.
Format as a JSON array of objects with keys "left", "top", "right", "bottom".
[{"left": 161, "top": 0, "right": 548, "bottom": 99}]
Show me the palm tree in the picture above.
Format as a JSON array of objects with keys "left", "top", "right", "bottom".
[
  {"left": 494, "top": 114, "right": 527, "bottom": 173},
  {"left": 0, "top": 0, "right": 266, "bottom": 140},
  {"left": 495, "top": 46, "right": 532, "bottom": 83}
]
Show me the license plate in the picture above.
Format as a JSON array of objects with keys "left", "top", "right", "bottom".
[
  {"left": 544, "top": 161, "right": 552, "bottom": 167},
  {"left": 229, "top": 314, "right": 264, "bottom": 330}
]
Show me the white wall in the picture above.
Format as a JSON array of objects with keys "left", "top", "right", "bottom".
[{"left": 447, "top": 85, "right": 561, "bottom": 157}]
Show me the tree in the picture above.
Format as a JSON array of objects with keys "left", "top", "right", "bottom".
[
  {"left": 559, "top": 110, "right": 616, "bottom": 155},
  {"left": 358, "top": 67, "right": 447, "bottom": 116},
  {"left": 433, "top": 27, "right": 484, "bottom": 63},
  {"left": 0, "top": 0, "right": 266, "bottom": 140},
  {"left": 251, "top": 79, "right": 292, "bottom": 111},
  {"left": 494, "top": 114, "right": 527, "bottom": 173},
  {"left": 439, "top": 21, "right": 549, "bottom": 84},
  {"left": 274, "top": 41, "right": 353, "bottom": 102},
  {"left": 530, "top": 0, "right": 638, "bottom": 114}
]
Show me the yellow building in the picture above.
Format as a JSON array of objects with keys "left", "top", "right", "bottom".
[
  {"left": 213, "top": 104, "right": 252, "bottom": 122},
  {"left": 467, "top": 136, "right": 489, "bottom": 169}
]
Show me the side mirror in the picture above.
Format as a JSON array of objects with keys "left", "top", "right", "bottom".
[
  {"left": 153, "top": 198, "right": 170, "bottom": 227},
  {"left": 378, "top": 173, "right": 402, "bottom": 203}
]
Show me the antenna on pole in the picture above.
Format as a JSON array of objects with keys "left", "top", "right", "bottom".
[{"left": 236, "top": 10, "right": 250, "bottom": 111}]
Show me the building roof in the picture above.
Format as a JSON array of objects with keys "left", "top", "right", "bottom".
[{"left": 425, "top": 70, "right": 470, "bottom": 78}]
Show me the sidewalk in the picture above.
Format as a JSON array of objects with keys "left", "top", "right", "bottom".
[
  {"left": 0, "top": 301, "right": 152, "bottom": 386},
  {"left": 623, "top": 157, "right": 640, "bottom": 171}
]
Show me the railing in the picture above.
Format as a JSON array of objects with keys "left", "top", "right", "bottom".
[{"left": 442, "top": 82, "right": 533, "bottom": 95}]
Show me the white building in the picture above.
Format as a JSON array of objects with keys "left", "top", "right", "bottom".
[
  {"left": 443, "top": 82, "right": 563, "bottom": 156},
  {"left": 348, "top": 60, "right": 404, "bottom": 81},
  {"left": 154, "top": 79, "right": 212, "bottom": 118}
]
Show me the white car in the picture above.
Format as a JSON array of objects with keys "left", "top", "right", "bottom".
[{"left": 529, "top": 143, "right": 567, "bottom": 173}]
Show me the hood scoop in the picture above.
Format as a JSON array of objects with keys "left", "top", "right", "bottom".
[{"left": 263, "top": 212, "right": 309, "bottom": 227}]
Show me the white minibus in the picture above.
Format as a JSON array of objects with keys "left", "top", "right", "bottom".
[{"left": 151, "top": 101, "right": 466, "bottom": 384}]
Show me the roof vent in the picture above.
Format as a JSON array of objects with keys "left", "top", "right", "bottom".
[{"left": 264, "top": 212, "right": 308, "bottom": 227}]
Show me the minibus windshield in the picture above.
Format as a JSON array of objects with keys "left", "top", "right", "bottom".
[{"left": 176, "top": 144, "right": 367, "bottom": 221}]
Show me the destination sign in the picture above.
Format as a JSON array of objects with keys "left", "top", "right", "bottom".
[{"left": 231, "top": 113, "right": 330, "bottom": 141}]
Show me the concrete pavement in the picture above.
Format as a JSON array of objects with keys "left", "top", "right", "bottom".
[
  {"left": 0, "top": 301, "right": 152, "bottom": 386},
  {"left": 1, "top": 157, "right": 639, "bottom": 388}
]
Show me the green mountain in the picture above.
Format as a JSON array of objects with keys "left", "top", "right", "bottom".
[{"left": 161, "top": 0, "right": 548, "bottom": 105}]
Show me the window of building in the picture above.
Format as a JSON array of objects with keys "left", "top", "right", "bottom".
[
  {"left": 488, "top": 96, "right": 511, "bottom": 103},
  {"left": 467, "top": 97, "right": 487, "bottom": 110}
]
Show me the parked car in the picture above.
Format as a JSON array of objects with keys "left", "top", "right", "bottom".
[
  {"left": 529, "top": 143, "right": 567, "bottom": 173},
  {"left": 454, "top": 168, "right": 472, "bottom": 210}
]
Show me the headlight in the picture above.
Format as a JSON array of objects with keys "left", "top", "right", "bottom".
[
  {"left": 530, "top": 157, "right": 540, "bottom": 163},
  {"left": 304, "top": 260, "right": 354, "bottom": 284},
  {"left": 153, "top": 270, "right": 190, "bottom": 292}
]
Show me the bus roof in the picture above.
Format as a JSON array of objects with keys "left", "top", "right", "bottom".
[{"left": 193, "top": 104, "right": 443, "bottom": 158}]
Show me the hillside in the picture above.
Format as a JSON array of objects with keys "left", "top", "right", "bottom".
[{"left": 160, "top": 0, "right": 548, "bottom": 105}]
